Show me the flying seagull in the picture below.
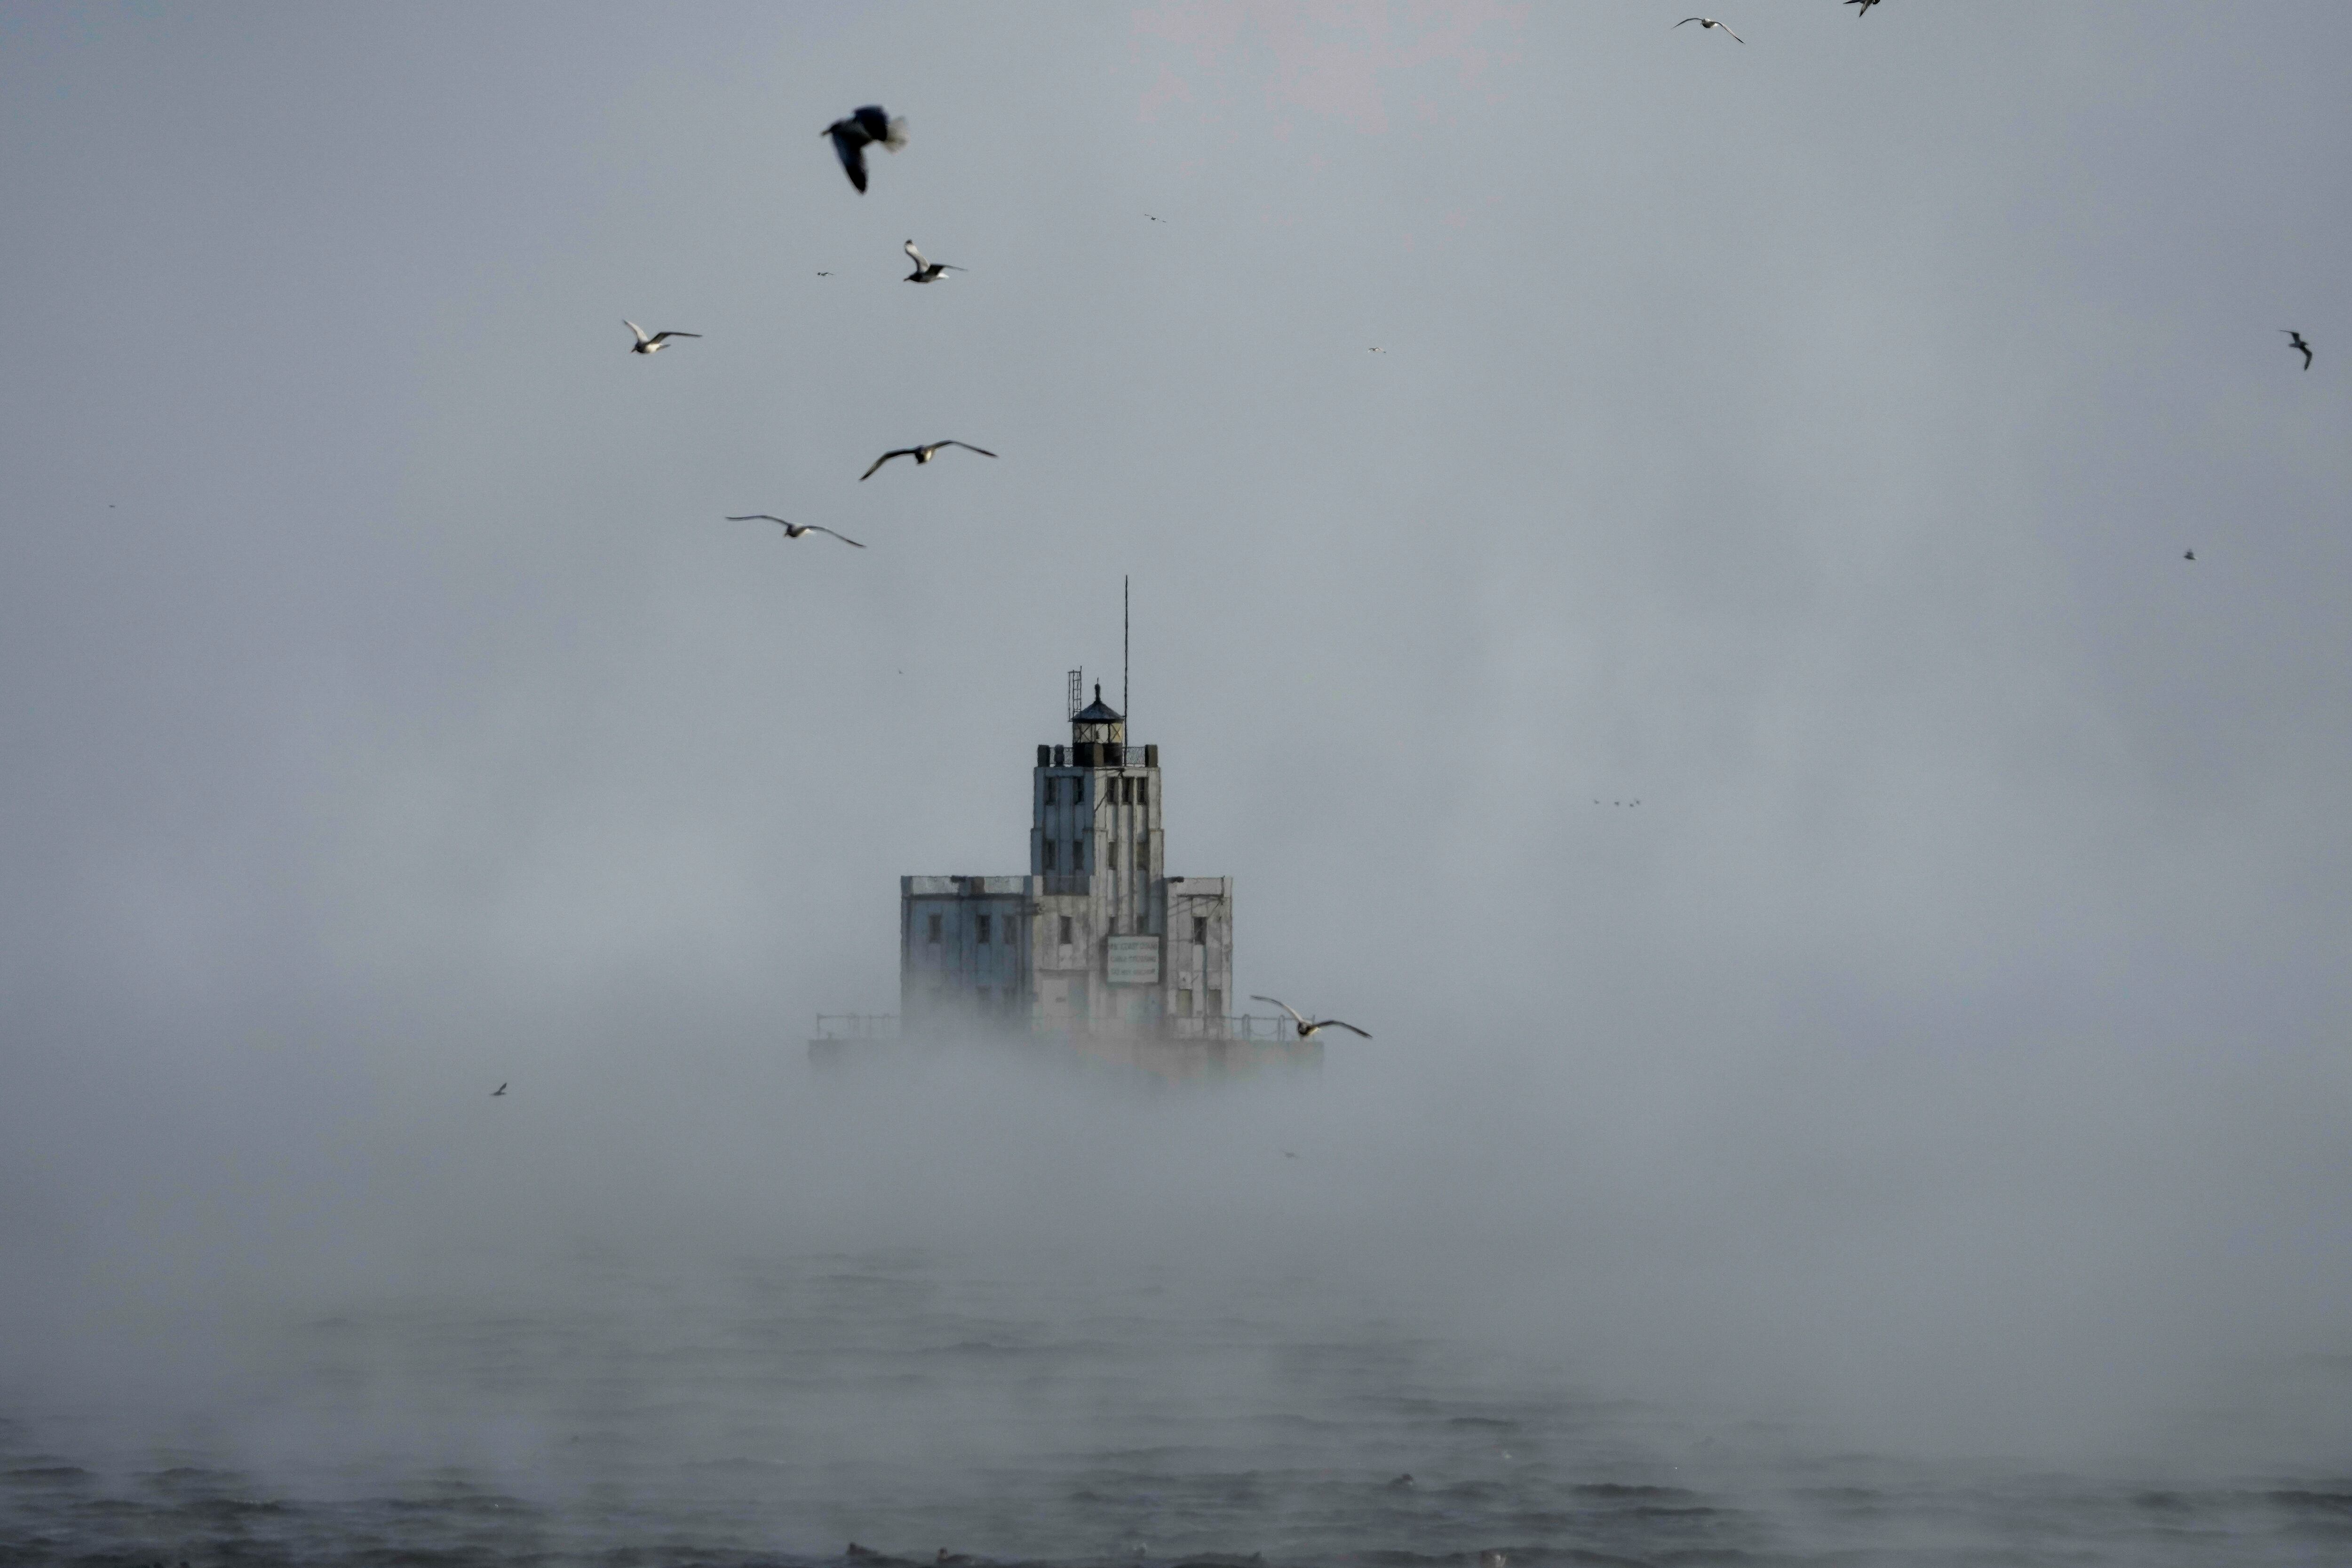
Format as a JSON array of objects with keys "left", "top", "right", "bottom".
[
  {"left": 625, "top": 321, "right": 700, "bottom": 354},
  {"left": 724, "top": 514, "right": 865, "bottom": 548},
  {"left": 1675, "top": 16, "right": 1745, "bottom": 41},
  {"left": 860, "top": 440, "right": 996, "bottom": 480},
  {"left": 2282, "top": 329, "right": 2313, "bottom": 370},
  {"left": 1847, "top": 0, "right": 1880, "bottom": 13},
  {"left": 2184, "top": 549, "right": 2196, "bottom": 561},
  {"left": 823, "top": 105, "right": 907, "bottom": 194},
  {"left": 492, "top": 1083, "right": 507, "bottom": 1097},
  {"left": 903, "top": 240, "right": 961, "bottom": 283},
  {"left": 1251, "top": 995, "right": 1372, "bottom": 1040}
]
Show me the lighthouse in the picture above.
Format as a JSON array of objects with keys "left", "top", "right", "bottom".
[{"left": 896, "top": 679, "right": 1240, "bottom": 1052}]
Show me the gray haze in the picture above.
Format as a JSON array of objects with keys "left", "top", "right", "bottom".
[{"left": 5, "top": 0, "right": 2352, "bottom": 1480}]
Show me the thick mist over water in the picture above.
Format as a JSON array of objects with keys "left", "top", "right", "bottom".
[{"left": 6, "top": 3, "right": 2352, "bottom": 1558}]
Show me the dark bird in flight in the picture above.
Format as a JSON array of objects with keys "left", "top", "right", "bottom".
[
  {"left": 1282, "top": 1150, "right": 1299, "bottom": 1159},
  {"left": 860, "top": 441, "right": 997, "bottom": 480},
  {"left": 816, "top": 271, "right": 832, "bottom": 277},
  {"left": 2282, "top": 329, "right": 2313, "bottom": 370},
  {"left": 2184, "top": 549, "right": 2196, "bottom": 561},
  {"left": 903, "top": 240, "right": 961, "bottom": 283},
  {"left": 1144, "top": 213, "right": 1164, "bottom": 222},
  {"left": 625, "top": 321, "right": 699, "bottom": 354},
  {"left": 1847, "top": 0, "right": 1880, "bottom": 13},
  {"left": 824, "top": 105, "right": 907, "bottom": 193},
  {"left": 1252, "top": 996, "right": 1372, "bottom": 1040},
  {"left": 725, "top": 514, "right": 865, "bottom": 548},
  {"left": 492, "top": 1083, "right": 507, "bottom": 1097},
  {"left": 1675, "top": 16, "right": 1745, "bottom": 41}
]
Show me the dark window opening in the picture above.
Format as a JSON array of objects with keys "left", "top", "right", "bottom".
[
  {"left": 977, "top": 914, "right": 992, "bottom": 945},
  {"left": 1193, "top": 915, "right": 1209, "bottom": 945},
  {"left": 926, "top": 913, "right": 942, "bottom": 944},
  {"left": 1139, "top": 780, "right": 1150, "bottom": 808},
  {"left": 1058, "top": 915, "right": 1073, "bottom": 946},
  {"left": 1121, "top": 776, "right": 1135, "bottom": 805},
  {"left": 1043, "top": 840, "right": 1057, "bottom": 871}
]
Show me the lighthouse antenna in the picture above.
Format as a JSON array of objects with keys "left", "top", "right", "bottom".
[{"left": 1122, "top": 575, "right": 1129, "bottom": 733}]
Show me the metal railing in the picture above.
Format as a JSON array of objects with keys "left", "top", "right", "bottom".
[{"left": 811, "top": 1013, "right": 899, "bottom": 1041}]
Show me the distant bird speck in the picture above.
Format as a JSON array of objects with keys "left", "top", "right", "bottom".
[
  {"left": 824, "top": 105, "right": 906, "bottom": 194},
  {"left": 625, "top": 321, "right": 699, "bottom": 354},
  {"left": 1368, "top": 346, "right": 1384, "bottom": 353},
  {"left": 816, "top": 271, "right": 832, "bottom": 277},
  {"left": 1144, "top": 213, "right": 1164, "bottom": 223},
  {"left": 725, "top": 514, "right": 865, "bottom": 548},
  {"left": 2184, "top": 549, "right": 2196, "bottom": 561},
  {"left": 1847, "top": 0, "right": 1880, "bottom": 13},
  {"left": 2282, "top": 329, "right": 2313, "bottom": 370},
  {"left": 1282, "top": 1150, "right": 1298, "bottom": 1159},
  {"left": 491, "top": 1083, "right": 507, "bottom": 1097},
  {"left": 861, "top": 441, "right": 997, "bottom": 481},
  {"left": 1675, "top": 16, "right": 1745, "bottom": 41},
  {"left": 1252, "top": 996, "right": 1372, "bottom": 1040},
  {"left": 903, "top": 240, "right": 961, "bottom": 283}
]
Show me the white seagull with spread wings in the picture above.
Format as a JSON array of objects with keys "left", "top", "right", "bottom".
[
  {"left": 1675, "top": 16, "right": 1745, "bottom": 41},
  {"left": 860, "top": 441, "right": 997, "bottom": 480},
  {"left": 1252, "top": 996, "right": 1372, "bottom": 1040},
  {"left": 903, "top": 240, "right": 962, "bottom": 283},
  {"left": 724, "top": 515, "right": 865, "bottom": 548},
  {"left": 625, "top": 321, "right": 700, "bottom": 354}
]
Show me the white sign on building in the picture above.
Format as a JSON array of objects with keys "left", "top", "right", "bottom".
[{"left": 1106, "top": 935, "right": 1160, "bottom": 986}]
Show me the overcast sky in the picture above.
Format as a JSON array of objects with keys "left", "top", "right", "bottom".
[{"left": 4, "top": 0, "right": 2351, "bottom": 1460}]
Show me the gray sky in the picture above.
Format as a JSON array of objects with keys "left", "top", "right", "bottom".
[{"left": 4, "top": 0, "right": 2352, "bottom": 1460}]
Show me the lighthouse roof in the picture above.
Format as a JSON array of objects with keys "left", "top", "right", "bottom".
[{"left": 1072, "top": 685, "right": 1122, "bottom": 724}]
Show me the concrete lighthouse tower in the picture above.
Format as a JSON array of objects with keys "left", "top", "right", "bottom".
[{"left": 896, "top": 676, "right": 1239, "bottom": 1056}]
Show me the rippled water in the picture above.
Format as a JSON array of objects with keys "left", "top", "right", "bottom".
[{"left": 5, "top": 1248, "right": 2351, "bottom": 1567}]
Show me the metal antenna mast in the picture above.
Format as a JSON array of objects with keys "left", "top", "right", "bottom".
[
  {"left": 1122, "top": 575, "right": 1130, "bottom": 730},
  {"left": 1067, "top": 668, "right": 1083, "bottom": 720}
]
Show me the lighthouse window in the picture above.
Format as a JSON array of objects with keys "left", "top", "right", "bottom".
[
  {"left": 1043, "top": 840, "right": 1057, "bottom": 871},
  {"left": 1193, "top": 915, "right": 1208, "bottom": 945},
  {"left": 977, "top": 915, "right": 992, "bottom": 945},
  {"left": 1121, "top": 776, "right": 1135, "bottom": 805},
  {"left": 926, "top": 914, "right": 942, "bottom": 944},
  {"left": 1058, "top": 915, "right": 1073, "bottom": 946},
  {"left": 1138, "top": 780, "right": 1149, "bottom": 808},
  {"left": 1043, "top": 778, "right": 1057, "bottom": 804}
]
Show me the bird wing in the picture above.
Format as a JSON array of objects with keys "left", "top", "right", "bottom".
[
  {"left": 1674, "top": 16, "right": 1701, "bottom": 25},
  {"left": 649, "top": 331, "right": 700, "bottom": 344},
  {"left": 625, "top": 319, "right": 648, "bottom": 344},
  {"left": 1722, "top": 24, "right": 1744, "bottom": 41},
  {"left": 812, "top": 526, "right": 866, "bottom": 548},
  {"left": 831, "top": 133, "right": 869, "bottom": 192},
  {"left": 905, "top": 240, "right": 927, "bottom": 267},
  {"left": 861, "top": 450, "right": 914, "bottom": 480},
  {"left": 941, "top": 441, "right": 997, "bottom": 458},
  {"left": 1250, "top": 995, "right": 1308, "bottom": 1025},
  {"left": 853, "top": 105, "right": 890, "bottom": 141},
  {"left": 1318, "top": 1021, "right": 1373, "bottom": 1038},
  {"left": 725, "top": 515, "right": 788, "bottom": 525}
]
